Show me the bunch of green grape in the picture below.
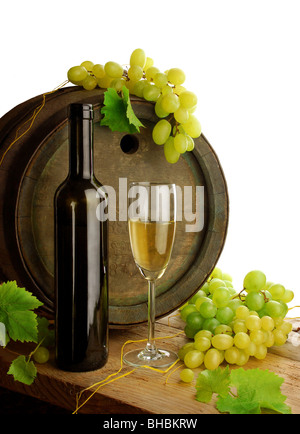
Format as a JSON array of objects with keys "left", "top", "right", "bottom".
[
  {"left": 178, "top": 268, "right": 294, "bottom": 382},
  {"left": 67, "top": 48, "right": 201, "bottom": 164}
]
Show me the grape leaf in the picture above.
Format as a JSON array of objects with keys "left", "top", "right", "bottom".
[
  {"left": 100, "top": 86, "right": 144, "bottom": 133},
  {"left": 196, "top": 366, "right": 231, "bottom": 403},
  {"left": 216, "top": 368, "right": 292, "bottom": 414},
  {"left": 122, "top": 86, "right": 144, "bottom": 131},
  {"left": 0, "top": 281, "right": 43, "bottom": 343},
  {"left": 7, "top": 355, "right": 37, "bottom": 386}
]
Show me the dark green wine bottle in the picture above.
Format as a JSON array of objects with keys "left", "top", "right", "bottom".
[{"left": 54, "top": 103, "right": 108, "bottom": 372}]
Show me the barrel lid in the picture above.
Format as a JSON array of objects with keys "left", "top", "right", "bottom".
[{"left": 0, "top": 86, "right": 229, "bottom": 326}]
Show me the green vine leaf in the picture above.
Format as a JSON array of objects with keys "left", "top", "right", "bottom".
[
  {"left": 0, "top": 281, "right": 43, "bottom": 343},
  {"left": 7, "top": 355, "right": 37, "bottom": 386},
  {"left": 100, "top": 86, "right": 144, "bottom": 133}
]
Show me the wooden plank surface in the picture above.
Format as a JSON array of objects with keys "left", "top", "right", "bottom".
[{"left": 0, "top": 314, "right": 299, "bottom": 414}]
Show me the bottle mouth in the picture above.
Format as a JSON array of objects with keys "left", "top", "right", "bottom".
[{"left": 68, "top": 103, "right": 94, "bottom": 119}]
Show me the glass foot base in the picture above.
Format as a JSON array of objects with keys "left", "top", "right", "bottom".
[{"left": 123, "top": 348, "right": 178, "bottom": 368}]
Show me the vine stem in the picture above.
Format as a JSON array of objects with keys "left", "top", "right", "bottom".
[{"left": 27, "top": 337, "right": 45, "bottom": 361}]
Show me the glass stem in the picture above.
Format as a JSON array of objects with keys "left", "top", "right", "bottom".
[{"left": 146, "top": 280, "right": 157, "bottom": 354}]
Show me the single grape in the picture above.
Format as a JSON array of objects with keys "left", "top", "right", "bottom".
[
  {"left": 154, "top": 72, "right": 168, "bottom": 88},
  {"left": 204, "top": 348, "right": 221, "bottom": 370},
  {"left": 236, "top": 349, "right": 249, "bottom": 366},
  {"left": 194, "top": 336, "right": 211, "bottom": 352},
  {"left": 143, "top": 84, "right": 161, "bottom": 101},
  {"left": 161, "top": 84, "right": 173, "bottom": 95},
  {"left": 273, "top": 329, "right": 287, "bottom": 346},
  {"left": 67, "top": 65, "right": 88, "bottom": 84},
  {"left": 155, "top": 97, "right": 169, "bottom": 118},
  {"left": 202, "top": 318, "right": 220, "bottom": 334},
  {"left": 184, "top": 350, "right": 204, "bottom": 369},
  {"left": 243, "top": 270, "right": 266, "bottom": 292},
  {"left": 278, "top": 321, "right": 293, "bottom": 334},
  {"left": 110, "top": 78, "right": 126, "bottom": 92},
  {"left": 233, "top": 332, "right": 251, "bottom": 349},
  {"left": 104, "top": 61, "right": 124, "bottom": 78},
  {"left": 250, "top": 330, "right": 265, "bottom": 345},
  {"left": 225, "top": 346, "right": 240, "bottom": 364},
  {"left": 130, "top": 48, "right": 146, "bottom": 68},
  {"left": 245, "top": 315, "right": 262, "bottom": 331},
  {"left": 186, "top": 135, "right": 195, "bottom": 151},
  {"left": 174, "top": 106, "right": 189, "bottom": 123},
  {"left": 235, "top": 305, "right": 250, "bottom": 320},
  {"left": 211, "top": 334, "right": 234, "bottom": 351},
  {"left": 97, "top": 74, "right": 113, "bottom": 88},
  {"left": 161, "top": 93, "right": 180, "bottom": 113},
  {"left": 244, "top": 341, "right": 257, "bottom": 356},
  {"left": 254, "top": 344, "right": 268, "bottom": 360},
  {"left": 92, "top": 64, "right": 105, "bottom": 79},
  {"left": 167, "top": 68, "right": 186, "bottom": 85},
  {"left": 128, "top": 65, "right": 144, "bottom": 81},
  {"left": 182, "top": 115, "right": 201, "bottom": 138},
  {"left": 186, "top": 312, "right": 204, "bottom": 331},
  {"left": 212, "top": 286, "right": 230, "bottom": 308},
  {"left": 265, "top": 300, "right": 285, "bottom": 318},
  {"left": 245, "top": 291, "right": 265, "bottom": 311},
  {"left": 82, "top": 74, "right": 98, "bottom": 90},
  {"left": 179, "top": 91, "right": 198, "bottom": 109},
  {"left": 199, "top": 301, "right": 217, "bottom": 319},
  {"left": 210, "top": 267, "right": 223, "bottom": 279},
  {"left": 233, "top": 319, "right": 248, "bottom": 334},
  {"left": 180, "top": 368, "right": 194, "bottom": 383},
  {"left": 80, "top": 60, "right": 94, "bottom": 71},
  {"left": 33, "top": 346, "right": 50, "bottom": 364},
  {"left": 261, "top": 315, "right": 275, "bottom": 331},
  {"left": 152, "top": 119, "right": 172, "bottom": 145},
  {"left": 144, "top": 56, "right": 154, "bottom": 71},
  {"left": 174, "top": 133, "right": 188, "bottom": 154},
  {"left": 268, "top": 284, "right": 286, "bottom": 300},
  {"left": 184, "top": 324, "right": 197, "bottom": 338},
  {"left": 215, "top": 307, "right": 235, "bottom": 325},
  {"left": 281, "top": 289, "right": 294, "bottom": 303},
  {"left": 164, "top": 136, "right": 180, "bottom": 163}
]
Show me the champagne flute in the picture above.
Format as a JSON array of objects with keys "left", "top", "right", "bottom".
[{"left": 123, "top": 182, "right": 177, "bottom": 368}]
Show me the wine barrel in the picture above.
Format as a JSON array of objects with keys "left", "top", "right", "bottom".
[{"left": 0, "top": 86, "right": 229, "bottom": 326}]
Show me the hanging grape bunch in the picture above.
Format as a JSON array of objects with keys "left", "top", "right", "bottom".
[{"left": 67, "top": 49, "right": 201, "bottom": 164}]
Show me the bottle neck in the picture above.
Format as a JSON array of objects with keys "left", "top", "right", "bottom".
[{"left": 69, "top": 117, "right": 94, "bottom": 179}]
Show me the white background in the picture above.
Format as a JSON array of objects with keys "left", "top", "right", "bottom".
[{"left": 1, "top": 0, "right": 299, "bottom": 310}]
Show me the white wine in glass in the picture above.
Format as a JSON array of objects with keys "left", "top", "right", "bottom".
[{"left": 123, "top": 182, "right": 177, "bottom": 368}]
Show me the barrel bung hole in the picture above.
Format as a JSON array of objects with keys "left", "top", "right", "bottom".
[{"left": 120, "top": 134, "right": 139, "bottom": 154}]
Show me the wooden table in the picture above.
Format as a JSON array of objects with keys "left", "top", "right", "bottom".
[{"left": 0, "top": 314, "right": 299, "bottom": 414}]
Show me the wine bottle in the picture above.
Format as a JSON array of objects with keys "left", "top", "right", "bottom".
[{"left": 54, "top": 103, "right": 108, "bottom": 372}]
